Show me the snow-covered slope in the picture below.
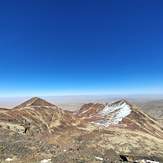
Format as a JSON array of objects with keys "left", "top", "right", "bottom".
[
  {"left": 75, "top": 99, "right": 163, "bottom": 139},
  {"left": 75, "top": 100, "right": 131, "bottom": 127},
  {"left": 92, "top": 100, "right": 131, "bottom": 126}
]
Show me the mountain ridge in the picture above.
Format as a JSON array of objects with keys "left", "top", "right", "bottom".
[
  {"left": 0, "top": 97, "right": 163, "bottom": 162},
  {"left": 12, "top": 97, "right": 55, "bottom": 110},
  {"left": 75, "top": 99, "right": 163, "bottom": 139}
]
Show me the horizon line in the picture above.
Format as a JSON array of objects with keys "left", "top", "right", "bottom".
[{"left": 0, "top": 93, "right": 163, "bottom": 98}]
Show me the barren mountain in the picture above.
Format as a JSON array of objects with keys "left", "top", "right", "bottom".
[
  {"left": 0, "top": 97, "right": 92, "bottom": 135},
  {"left": 13, "top": 97, "right": 55, "bottom": 109},
  {"left": 132, "top": 99, "right": 163, "bottom": 120},
  {"left": 75, "top": 100, "right": 163, "bottom": 138},
  {"left": 0, "top": 98, "right": 163, "bottom": 163}
]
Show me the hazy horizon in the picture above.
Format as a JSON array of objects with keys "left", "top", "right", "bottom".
[{"left": 1, "top": 93, "right": 163, "bottom": 109}]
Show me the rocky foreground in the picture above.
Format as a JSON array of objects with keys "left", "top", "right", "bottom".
[{"left": 0, "top": 97, "right": 163, "bottom": 163}]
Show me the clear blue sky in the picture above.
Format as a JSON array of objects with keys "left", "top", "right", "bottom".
[{"left": 0, "top": 0, "right": 163, "bottom": 97}]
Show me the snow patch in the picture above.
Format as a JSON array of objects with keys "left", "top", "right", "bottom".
[
  {"left": 136, "top": 159, "right": 159, "bottom": 163},
  {"left": 41, "top": 158, "right": 51, "bottom": 163},
  {"left": 5, "top": 158, "right": 13, "bottom": 161},
  {"left": 92, "top": 100, "right": 131, "bottom": 127},
  {"left": 80, "top": 107, "right": 92, "bottom": 115},
  {"left": 95, "top": 156, "right": 103, "bottom": 161}
]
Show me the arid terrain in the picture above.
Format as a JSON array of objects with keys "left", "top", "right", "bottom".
[{"left": 0, "top": 97, "right": 163, "bottom": 163}]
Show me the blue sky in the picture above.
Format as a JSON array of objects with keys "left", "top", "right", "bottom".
[{"left": 0, "top": 0, "right": 163, "bottom": 97}]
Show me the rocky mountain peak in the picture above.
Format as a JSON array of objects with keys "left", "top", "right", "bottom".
[
  {"left": 13, "top": 97, "right": 54, "bottom": 110},
  {"left": 75, "top": 99, "right": 132, "bottom": 126}
]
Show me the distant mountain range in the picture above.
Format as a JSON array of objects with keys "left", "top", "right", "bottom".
[{"left": 0, "top": 97, "right": 163, "bottom": 162}]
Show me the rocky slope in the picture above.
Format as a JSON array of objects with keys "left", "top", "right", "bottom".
[
  {"left": 132, "top": 99, "right": 163, "bottom": 120},
  {"left": 75, "top": 99, "right": 163, "bottom": 138},
  {"left": 0, "top": 97, "right": 93, "bottom": 136},
  {"left": 74, "top": 99, "right": 163, "bottom": 161},
  {"left": 0, "top": 98, "right": 163, "bottom": 162}
]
